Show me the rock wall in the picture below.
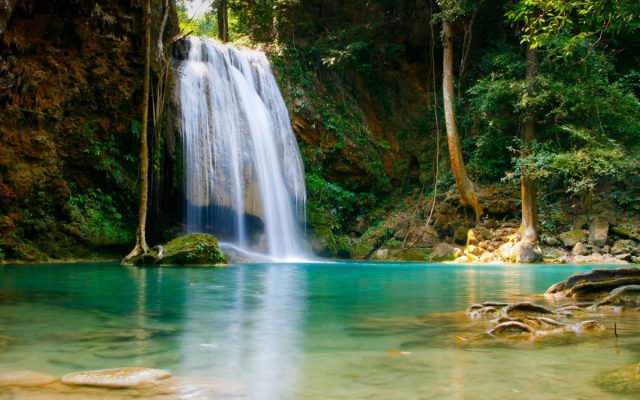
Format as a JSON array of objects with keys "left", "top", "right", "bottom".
[{"left": 0, "top": 0, "right": 178, "bottom": 261}]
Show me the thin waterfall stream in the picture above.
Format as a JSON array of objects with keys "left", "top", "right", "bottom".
[{"left": 178, "top": 37, "right": 310, "bottom": 261}]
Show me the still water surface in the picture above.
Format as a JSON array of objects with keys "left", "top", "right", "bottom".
[{"left": 0, "top": 262, "right": 638, "bottom": 399}]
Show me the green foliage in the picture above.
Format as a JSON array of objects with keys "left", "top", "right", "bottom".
[
  {"left": 81, "top": 120, "right": 137, "bottom": 195},
  {"left": 466, "top": 43, "right": 640, "bottom": 197},
  {"left": 176, "top": 1, "right": 217, "bottom": 37},
  {"left": 506, "top": 0, "right": 640, "bottom": 57},
  {"left": 69, "top": 189, "right": 134, "bottom": 246},
  {"left": 306, "top": 173, "right": 367, "bottom": 233}
]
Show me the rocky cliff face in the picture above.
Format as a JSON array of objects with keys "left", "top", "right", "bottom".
[{"left": 0, "top": 0, "right": 177, "bottom": 261}]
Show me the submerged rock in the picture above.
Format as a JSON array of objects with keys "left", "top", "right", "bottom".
[
  {"left": 61, "top": 367, "right": 171, "bottom": 389},
  {"left": 488, "top": 321, "right": 536, "bottom": 337},
  {"left": 0, "top": 371, "right": 57, "bottom": 387},
  {"left": 595, "top": 364, "right": 640, "bottom": 394},
  {"left": 502, "top": 302, "right": 555, "bottom": 318},
  {"left": 593, "top": 285, "right": 640, "bottom": 309}
]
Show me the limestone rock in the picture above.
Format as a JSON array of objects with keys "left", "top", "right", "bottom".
[
  {"left": 559, "top": 230, "right": 587, "bottom": 248},
  {"left": 612, "top": 239, "right": 636, "bottom": 255},
  {"left": 429, "top": 242, "right": 456, "bottom": 262},
  {"left": 61, "top": 367, "right": 172, "bottom": 389},
  {"left": 466, "top": 227, "right": 490, "bottom": 246},
  {"left": 611, "top": 226, "right": 640, "bottom": 241},
  {"left": 0, "top": 371, "right": 57, "bottom": 387},
  {"left": 572, "top": 242, "right": 588, "bottom": 256},
  {"left": 589, "top": 218, "right": 609, "bottom": 247},
  {"left": 479, "top": 251, "right": 495, "bottom": 263},
  {"left": 542, "top": 246, "right": 565, "bottom": 262},
  {"left": 465, "top": 244, "right": 483, "bottom": 257},
  {"left": 544, "top": 236, "right": 560, "bottom": 246},
  {"left": 496, "top": 242, "right": 513, "bottom": 260}
]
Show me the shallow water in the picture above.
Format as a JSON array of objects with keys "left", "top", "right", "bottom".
[{"left": 0, "top": 262, "right": 638, "bottom": 399}]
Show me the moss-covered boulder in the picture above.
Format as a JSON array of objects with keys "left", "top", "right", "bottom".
[{"left": 137, "top": 234, "right": 227, "bottom": 266}]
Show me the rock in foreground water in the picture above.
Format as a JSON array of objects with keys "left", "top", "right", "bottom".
[
  {"left": 545, "top": 268, "right": 640, "bottom": 300},
  {"left": 595, "top": 364, "right": 640, "bottom": 394},
  {"left": 61, "top": 367, "right": 171, "bottom": 388},
  {"left": 0, "top": 371, "right": 57, "bottom": 387}
]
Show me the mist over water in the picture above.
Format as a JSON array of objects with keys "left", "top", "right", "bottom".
[{"left": 179, "top": 37, "right": 309, "bottom": 261}]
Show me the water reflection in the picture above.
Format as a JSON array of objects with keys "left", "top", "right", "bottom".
[{"left": 177, "top": 265, "right": 306, "bottom": 400}]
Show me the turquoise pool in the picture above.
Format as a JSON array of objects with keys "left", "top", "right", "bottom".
[{"left": 0, "top": 262, "right": 637, "bottom": 399}]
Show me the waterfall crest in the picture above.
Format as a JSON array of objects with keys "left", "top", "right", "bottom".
[{"left": 178, "top": 37, "right": 309, "bottom": 261}]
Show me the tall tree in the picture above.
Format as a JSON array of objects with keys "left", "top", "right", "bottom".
[
  {"left": 442, "top": 18, "right": 484, "bottom": 222},
  {"left": 517, "top": 44, "right": 541, "bottom": 262},
  {"left": 217, "top": 0, "right": 229, "bottom": 42},
  {"left": 123, "top": 0, "right": 152, "bottom": 263}
]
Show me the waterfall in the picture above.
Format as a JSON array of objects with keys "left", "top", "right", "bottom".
[{"left": 178, "top": 37, "right": 309, "bottom": 261}]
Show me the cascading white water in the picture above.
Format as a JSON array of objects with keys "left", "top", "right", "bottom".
[{"left": 179, "top": 37, "right": 309, "bottom": 261}]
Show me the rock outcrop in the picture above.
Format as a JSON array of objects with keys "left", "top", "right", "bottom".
[{"left": 133, "top": 233, "right": 227, "bottom": 266}]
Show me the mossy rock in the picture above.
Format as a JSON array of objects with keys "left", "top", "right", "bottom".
[
  {"left": 371, "top": 247, "right": 431, "bottom": 261},
  {"left": 139, "top": 234, "right": 227, "bottom": 266}
]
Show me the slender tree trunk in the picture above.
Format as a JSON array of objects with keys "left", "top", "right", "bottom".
[
  {"left": 521, "top": 46, "right": 538, "bottom": 243},
  {"left": 516, "top": 45, "right": 541, "bottom": 262},
  {"left": 442, "top": 20, "right": 484, "bottom": 222},
  {"left": 217, "top": 0, "right": 229, "bottom": 42},
  {"left": 123, "top": 0, "right": 151, "bottom": 263}
]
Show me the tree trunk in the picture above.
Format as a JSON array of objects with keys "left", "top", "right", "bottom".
[
  {"left": 123, "top": 0, "right": 151, "bottom": 263},
  {"left": 217, "top": 0, "right": 229, "bottom": 42},
  {"left": 521, "top": 46, "right": 538, "bottom": 243},
  {"left": 442, "top": 20, "right": 484, "bottom": 222},
  {"left": 516, "top": 45, "right": 541, "bottom": 263}
]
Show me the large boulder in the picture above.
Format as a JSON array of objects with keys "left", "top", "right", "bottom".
[
  {"left": 611, "top": 239, "right": 636, "bottom": 255},
  {"left": 137, "top": 234, "right": 227, "bottom": 266},
  {"left": 558, "top": 230, "right": 587, "bottom": 248},
  {"left": 429, "top": 242, "right": 458, "bottom": 261},
  {"left": 572, "top": 242, "right": 589, "bottom": 256},
  {"left": 588, "top": 218, "right": 609, "bottom": 247}
]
